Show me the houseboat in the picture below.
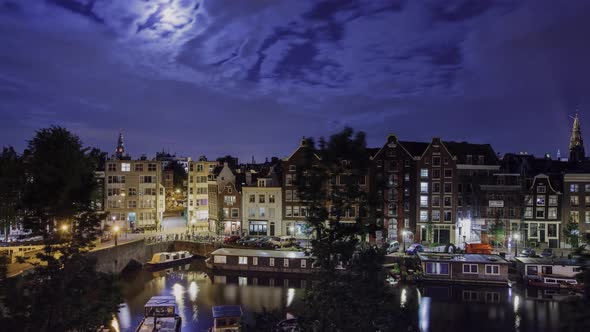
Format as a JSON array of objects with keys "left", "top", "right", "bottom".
[
  {"left": 146, "top": 251, "right": 193, "bottom": 269},
  {"left": 206, "top": 248, "right": 312, "bottom": 274},
  {"left": 135, "top": 296, "right": 181, "bottom": 332},
  {"left": 527, "top": 275, "right": 582, "bottom": 290},
  {"left": 209, "top": 305, "right": 242, "bottom": 332},
  {"left": 417, "top": 253, "right": 510, "bottom": 286},
  {"left": 515, "top": 257, "right": 582, "bottom": 282}
]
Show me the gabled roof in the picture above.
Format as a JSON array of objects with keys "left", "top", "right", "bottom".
[{"left": 443, "top": 141, "right": 498, "bottom": 164}]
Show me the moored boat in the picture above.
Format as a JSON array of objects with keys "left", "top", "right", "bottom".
[
  {"left": 205, "top": 248, "right": 312, "bottom": 274},
  {"left": 135, "top": 296, "right": 181, "bottom": 332},
  {"left": 209, "top": 305, "right": 242, "bottom": 332},
  {"left": 147, "top": 251, "right": 193, "bottom": 269},
  {"left": 527, "top": 274, "right": 583, "bottom": 290}
]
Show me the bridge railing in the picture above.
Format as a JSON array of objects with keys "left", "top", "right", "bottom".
[{"left": 144, "top": 234, "right": 224, "bottom": 245}]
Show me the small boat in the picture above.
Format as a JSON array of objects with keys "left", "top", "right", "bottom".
[
  {"left": 147, "top": 251, "right": 193, "bottom": 269},
  {"left": 209, "top": 305, "right": 242, "bottom": 332},
  {"left": 527, "top": 274, "right": 583, "bottom": 290},
  {"left": 135, "top": 296, "right": 181, "bottom": 332}
]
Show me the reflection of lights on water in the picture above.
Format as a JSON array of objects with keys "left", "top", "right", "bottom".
[
  {"left": 400, "top": 288, "right": 407, "bottom": 308},
  {"left": 419, "top": 297, "right": 431, "bottom": 332},
  {"left": 514, "top": 295, "right": 521, "bottom": 330},
  {"left": 189, "top": 281, "right": 199, "bottom": 302},
  {"left": 508, "top": 288, "right": 512, "bottom": 302},
  {"left": 239, "top": 277, "right": 248, "bottom": 286},
  {"left": 513, "top": 295, "right": 520, "bottom": 313},
  {"left": 111, "top": 315, "right": 120, "bottom": 332},
  {"left": 172, "top": 283, "right": 187, "bottom": 328},
  {"left": 287, "top": 288, "right": 295, "bottom": 307},
  {"left": 117, "top": 303, "right": 131, "bottom": 329}
]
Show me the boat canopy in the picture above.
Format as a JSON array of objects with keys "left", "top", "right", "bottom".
[{"left": 212, "top": 305, "right": 242, "bottom": 319}]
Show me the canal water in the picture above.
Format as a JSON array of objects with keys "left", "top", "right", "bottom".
[{"left": 116, "top": 258, "right": 588, "bottom": 332}]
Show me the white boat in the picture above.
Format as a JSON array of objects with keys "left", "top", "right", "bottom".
[
  {"left": 209, "top": 305, "right": 242, "bottom": 332},
  {"left": 135, "top": 296, "right": 181, "bottom": 332},
  {"left": 147, "top": 251, "right": 193, "bottom": 268}
]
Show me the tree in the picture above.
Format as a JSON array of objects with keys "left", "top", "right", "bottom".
[
  {"left": 294, "top": 128, "right": 415, "bottom": 331},
  {"left": 0, "top": 147, "right": 25, "bottom": 242},
  {"left": 488, "top": 216, "right": 506, "bottom": 246},
  {"left": 563, "top": 220, "right": 580, "bottom": 249},
  {"left": 1, "top": 127, "right": 122, "bottom": 331},
  {"left": 216, "top": 208, "right": 226, "bottom": 236}
]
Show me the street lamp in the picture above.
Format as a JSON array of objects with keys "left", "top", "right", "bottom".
[
  {"left": 513, "top": 233, "right": 520, "bottom": 258},
  {"left": 61, "top": 224, "right": 68, "bottom": 232},
  {"left": 113, "top": 225, "right": 120, "bottom": 246},
  {"left": 402, "top": 230, "right": 408, "bottom": 252}
]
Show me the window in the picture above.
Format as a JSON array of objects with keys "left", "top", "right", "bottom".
[
  {"left": 444, "top": 211, "right": 452, "bottom": 222},
  {"left": 301, "top": 259, "right": 306, "bottom": 268},
  {"left": 404, "top": 173, "right": 410, "bottom": 181},
  {"left": 570, "top": 211, "right": 580, "bottom": 223},
  {"left": 548, "top": 207, "right": 557, "bottom": 219},
  {"left": 140, "top": 176, "right": 153, "bottom": 183},
  {"left": 253, "top": 257, "right": 258, "bottom": 266},
  {"left": 231, "top": 208, "right": 239, "bottom": 218},
  {"left": 570, "top": 184, "right": 579, "bottom": 192},
  {"left": 444, "top": 183, "right": 452, "bottom": 193},
  {"left": 284, "top": 259, "right": 289, "bottom": 268},
  {"left": 107, "top": 163, "right": 116, "bottom": 171},
  {"left": 286, "top": 190, "right": 293, "bottom": 201},
  {"left": 128, "top": 187, "right": 137, "bottom": 196},
  {"left": 269, "top": 195, "right": 275, "bottom": 203},
  {"left": 548, "top": 224, "right": 557, "bottom": 237},
  {"left": 420, "top": 169, "right": 428, "bottom": 178},
  {"left": 586, "top": 211, "right": 590, "bottom": 223},
  {"left": 134, "top": 163, "right": 144, "bottom": 172},
  {"left": 222, "top": 208, "right": 229, "bottom": 218},
  {"left": 425, "top": 262, "right": 449, "bottom": 275},
  {"left": 293, "top": 206, "right": 299, "bottom": 217},
  {"left": 444, "top": 169, "right": 452, "bottom": 178},
  {"left": 286, "top": 207, "right": 292, "bottom": 217},
  {"left": 432, "top": 210, "right": 440, "bottom": 221},
  {"left": 214, "top": 256, "right": 226, "bottom": 264},
  {"left": 485, "top": 265, "right": 500, "bottom": 275},
  {"left": 420, "top": 182, "right": 428, "bottom": 193},
  {"left": 420, "top": 196, "right": 428, "bottom": 207},
  {"left": 444, "top": 196, "right": 452, "bottom": 207},
  {"left": 548, "top": 195, "right": 558, "bottom": 206},
  {"left": 571, "top": 196, "right": 579, "bottom": 206},
  {"left": 526, "top": 266, "right": 538, "bottom": 276},
  {"left": 286, "top": 174, "right": 293, "bottom": 186},
  {"left": 289, "top": 165, "right": 296, "bottom": 172},
  {"left": 239, "top": 257, "right": 248, "bottom": 265},
  {"left": 536, "top": 196, "right": 545, "bottom": 206},
  {"left": 432, "top": 196, "right": 440, "bottom": 207},
  {"left": 259, "top": 195, "right": 265, "bottom": 203},
  {"left": 249, "top": 195, "right": 255, "bottom": 203},
  {"left": 537, "top": 185, "right": 546, "bottom": 193},
  {"left": 121, "top": 163, "right": 130, "bottom": 172},
  {"left": 248, "top": 208, "right": 255, "bottom": 218},
  {"left": 586, "top": 196, "right": 590, "bottom": 205},
  {"left": 525, "top": 195, "right": 533, "bottom": 205},
  {"left": 420, "top": 210, "right": 428, "bottom": 222},
  {"left": 433, "top": 169, "right": 441, "bottom": 179},
  {"left": 269, "top": 258, "right": 275, "bottom": 267},
  {"left": 536, "top": 208, "right": 545, "bottom": 219},
  {"left": 224, "top": 196, "right": 236, "bottom": 205},
  {"left": 433, "top": 183, "right": 441, "bottom": 193},
  {"left": 586, "top": 184, "right": 590, "bottom": 192},
  {"left": 463, "top": 264, "right": 478, "bottom": 274},
  {"left": 127, "top": 201, "right": 136, "bottom": 208},
  {"left": 432, "top": 157, "right": 441, "bottom": 166}
]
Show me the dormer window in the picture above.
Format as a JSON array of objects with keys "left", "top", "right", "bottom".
[{"left": 537, "top": 185, "right": 546, "bottom": 194}]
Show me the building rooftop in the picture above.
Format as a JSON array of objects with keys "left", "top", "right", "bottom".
[
  {"left": 417, "top": 253, "right": 510, "bottom": 264},
  {"left": 210, "top": 248, "right": 307, "bottom": 259},
  {"left": 515, "top": 257, "right": 582, "bottom": 266},
  {"left": 212, "top": 305, "right": 242, "bottom": 319}
]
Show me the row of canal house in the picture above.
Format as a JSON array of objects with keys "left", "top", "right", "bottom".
[{"left": 99, "top": 116, "right": 590, "bottom": 248}]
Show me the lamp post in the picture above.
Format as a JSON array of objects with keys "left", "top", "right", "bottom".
[
  {"left": 60, "top": 224, "right": 68, "bottom": 242},
  {"left": 513, "top": 233, "right": 519, "bottom": 258},
  {"left": 402, "top": 230, "right": 408, "bottom": 252},
  {"left": 191, "top": 219, "right": 196, "bottom": 235},
  {"left": 114, "top": 225, "right": 120, "bottom": 246}
]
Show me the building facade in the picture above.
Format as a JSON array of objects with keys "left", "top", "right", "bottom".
[
  {"left": 104, "top": 159, "right": 165, "bottom": 231},
  {"left": 242, "top": 178, "right": 282, "bottom": 237},
  {"left": 522, "top": 174, "right": 562, "bottom": 248},
  {"left": 187, "top": 159, "right": 219, "bottom": 232}
]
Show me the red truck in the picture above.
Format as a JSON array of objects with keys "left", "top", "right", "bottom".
[{"left": 465, "top": 243, "right": 492, "bottom": 255}]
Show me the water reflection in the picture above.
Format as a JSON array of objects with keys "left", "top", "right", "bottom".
[{"left": 117, "top": 259, "right": 305, "bottom": 331}]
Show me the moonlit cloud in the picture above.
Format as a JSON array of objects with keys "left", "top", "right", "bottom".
[{"left": 1, "top": 0, "right": 589, "bottom": 160}]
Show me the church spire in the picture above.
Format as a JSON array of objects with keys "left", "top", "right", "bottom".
[
  {"left": 569, "top": 113, "right": 585, "bottom": 163},
  {"left": 115, "top": 131, "right": 125, "bottom": 160}
]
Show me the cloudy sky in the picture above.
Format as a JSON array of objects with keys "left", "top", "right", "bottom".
[{"left": 1, "top": 0, "right": 589, "bottom": 161}]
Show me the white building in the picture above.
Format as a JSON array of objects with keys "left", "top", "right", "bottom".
[
  {"left": 242, "top": 177, "right": 283, "bottom": 237},
  {"left": 187, "top": 159, "right": 219, "bottom": 232}
]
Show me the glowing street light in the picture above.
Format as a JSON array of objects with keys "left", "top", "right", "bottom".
[
  {"left": 61, "top": 224, "right": 68, "bottom": 232},
  {"left": 114, "top": 225, "right": 120, "bottom": 246}
]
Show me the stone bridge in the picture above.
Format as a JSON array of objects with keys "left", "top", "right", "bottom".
[{"left": 88, "top": 240, "right": 219, "bottom": 274}]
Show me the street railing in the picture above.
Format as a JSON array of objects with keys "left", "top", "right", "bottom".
[{"left": 144, "top": 233, "right": 224, "bottom": 245}]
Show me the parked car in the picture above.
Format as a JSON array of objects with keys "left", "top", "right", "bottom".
[
  {"left": 256, "top": 237, "right": 274, "bottom": 248},
  {"left": 405, "top": 243, "right": 424, "bottom": 255},
  {"left": 223, "top": 235, "right": 241, "bottom": 244},
  {"left": 239, "top": 236, "right": 258, "bottom": 246},
  {"left": 132, "top": 227, "right": 145, "bottom": 234},
  {"left": 275, "top": 318, "right": 299, "bottom": 332},
  {"left": 386, "top": 241, "right": 400, "bottom": 254},
  {"left": 273, "top": 236, "right": 298, "bottom": 248},
  {"left": 519, "top": 248, "right": 536, "bottom": 257},
  {"left": 540, "top": 248, "right": 553, "bottom": 258}
]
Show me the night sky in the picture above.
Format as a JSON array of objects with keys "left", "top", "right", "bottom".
[{"left": 1, "top": 0, "right": 590, "bottom": 162}]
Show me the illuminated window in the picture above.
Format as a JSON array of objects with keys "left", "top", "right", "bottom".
[
  {"left": 420, "top": 182, "right": 428, "bottom": 193},
  {"left": 239, "top": 257, "right": 248, "bottom": 265},
  {"left": 420, "top": 169, "right": 428, "bottom": 178},
  {"left": 121, "top": 163, "right": 130, "bottom": 172}
]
